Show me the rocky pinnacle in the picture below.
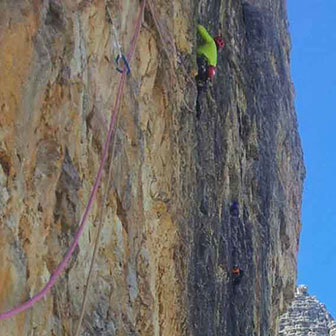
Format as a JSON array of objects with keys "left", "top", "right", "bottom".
[{"left": 279, "top": 285, "right": 336, "bottom": 336}]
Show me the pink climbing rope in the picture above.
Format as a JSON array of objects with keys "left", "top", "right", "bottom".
[{"left": 0, "top": 0, "right": 146, "bottom": 321}]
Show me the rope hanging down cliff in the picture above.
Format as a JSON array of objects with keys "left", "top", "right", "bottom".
[
  {"left": 74, "top": 1, "right": 146, "bottom": 334},
  {"left": 0, "top": 0, "right": 146, "bottom": 321}
]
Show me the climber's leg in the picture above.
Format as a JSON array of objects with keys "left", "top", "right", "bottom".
[{"left": 196, "top": 56, "right": 209, "bottom": 90}]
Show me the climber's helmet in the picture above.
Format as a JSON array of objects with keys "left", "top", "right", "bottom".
[
  {"left": 214, "top": 36, "right": 225, "bottom": 50},
  {"left": 208, "top": 66, "right": 216, "bottom": 81}
]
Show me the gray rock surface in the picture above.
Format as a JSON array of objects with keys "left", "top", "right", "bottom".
[
  {"left": 188, "top": 0, "right": 305, "bottom": 334},
  {"left": 279, "top": 285, "right": 336, "bottom": 336},
  {"left": 0, "top": 0, "right": 304, "bottom": 335}
]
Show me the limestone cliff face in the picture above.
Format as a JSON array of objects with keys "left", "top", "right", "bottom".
[
  {"left": 279, "top": 286, "right": 336, "bottom": 336},
  {"left": 0, "top": 0, "right": 304, "bottom": 335}
]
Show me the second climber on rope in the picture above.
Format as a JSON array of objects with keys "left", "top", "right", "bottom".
[
  {"left": 196, "top": 24, "right": 225, "bottom": 92},
  {"left": 232, "top": 265, "right": 244, "bottom": 286}
]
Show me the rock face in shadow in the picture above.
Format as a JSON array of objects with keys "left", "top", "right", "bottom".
[
  {"left": 187, "top": 0, "right": 305, "bottom": 335},
  {"left": 279, "top": 286, "right": 336, "bottom": 336},
  {"left": 0, "top": 0, "right": 304, "bottom": 335}
]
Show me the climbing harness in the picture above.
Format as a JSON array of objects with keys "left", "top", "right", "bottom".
[{"left": 0, "top": 0, "right": 146, "bottom": 322}]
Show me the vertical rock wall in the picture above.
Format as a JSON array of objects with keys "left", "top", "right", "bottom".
[
  {"left": 0, "top": 0, "right": 304, "bottom": 335},
  {"left": 186, "top": 0, "right": 304, "bottom": 335}
]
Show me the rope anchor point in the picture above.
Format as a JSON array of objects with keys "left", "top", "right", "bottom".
[{"left": 115, "top": 54, "right": 131, "bottom": 74}]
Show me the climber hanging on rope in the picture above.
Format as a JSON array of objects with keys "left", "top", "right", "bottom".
[
  {"left": 232, "top": 265, "right": 244, "bottom": 286},
  {"left": 196, "top": 24, "right": 225, "bottom": 92},
  {"left": 230, "top": 201, "right": 239, "bottom": 217}
]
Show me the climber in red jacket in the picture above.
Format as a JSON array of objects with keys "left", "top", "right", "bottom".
[
  {"left": 232, "top": 265, "right": 244, "bottom": 285},
  {"left": 196, "top": 24, "right": 225, "bottom": 91}
]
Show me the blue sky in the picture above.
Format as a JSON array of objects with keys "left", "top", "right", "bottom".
[{"left": 287, "top": 0, "right": 336, "bottom": 316}]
